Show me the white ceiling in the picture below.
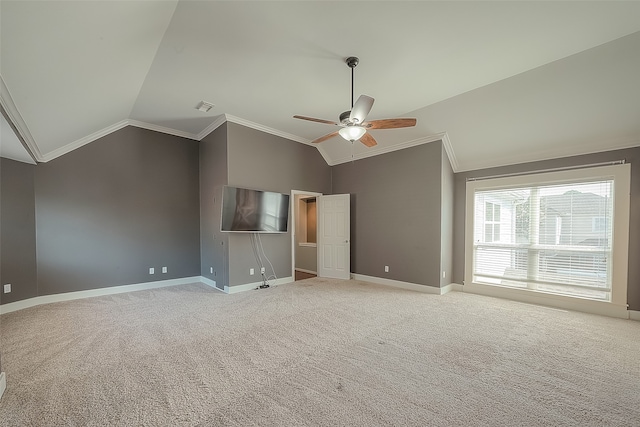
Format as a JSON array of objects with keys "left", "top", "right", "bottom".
[{"left": 2, "top": 1, "right": 639, "bottom": 171}]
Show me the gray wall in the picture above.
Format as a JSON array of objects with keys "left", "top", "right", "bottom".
[
  {"left": 332, "top": 142, "right": 445, "bottom": 287},
  {"left": 440, "top": 147, "right": 455, "bottom": 287},
  {"left": 34, "top": 126, "right": 201, "bottom": 295},
  {"left": 226, "top": 123, "right": 331, "bottom": 287},
  {"left": 452, "top": 146, "right": 640, "bottom": 310},
  {"left": 199, "top": 124, "right": 228, "bottom": 289},
  {"left": 1, "top": 159, "right": 37, "bottom": 304}
]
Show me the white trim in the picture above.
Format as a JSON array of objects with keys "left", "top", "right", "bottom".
[
  {"left": 0, "top": 276, "right": 203, "bottom": 315},
  {"left": 295, "top": 268, "right": 317, "bottom": 275},
  {"left": 196, "top": 114, "right": 228, "bottom": 140},
  {"left": 463, "top": 282, "right": 629, "bottom": 319},
  {"left": 0, "top": 372, "right": 5, "bottom": 401},
  {"left": 441, "top": 132, "right": 459, "bottom": 172},
  {"left": 199, "top": 276, "right": 223, "bottom": 291},
  {"left": 440, "top": 283, "right": 464, "bottom": 294},
  {"left": 328, "top": 132, "right": 448, "bottom": 166},
  {"left": 224, "top": 276, "right": 293, "bottom": 294},
  {"left": 225, "top": 114, "right": 310, "bottom": 145},
  {"left": 298, "top": 243, "right": 317, "bottom": 248},
  {"left": 464, "top": 163, "right": 631, "bottom": 318},
  {"left": 128, "top": 120, "right": 199, "bottom": 141},
  {"left": 351, "top": 274, "right": 444, "bottom": 294},
  {"left": 40, "top": 120, "right": 130, "bottom": 162},
  {"left": 0, "top": 75, "right": 44, "bottom": 162},
  {"left": 629, "top": 310, "right": 640, "bottom": 322}
]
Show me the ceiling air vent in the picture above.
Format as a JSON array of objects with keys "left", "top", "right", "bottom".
[{"left": 196, "top": 101, "right": 214, "bottom": 112}]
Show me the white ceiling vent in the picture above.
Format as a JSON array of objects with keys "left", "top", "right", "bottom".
[{"left": 196, "top": 101, "right": 214, "bottom": 112}]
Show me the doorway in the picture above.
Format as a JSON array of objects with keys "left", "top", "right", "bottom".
[{"left": 291, "top": 190, "right": 322, "bottom": 280}]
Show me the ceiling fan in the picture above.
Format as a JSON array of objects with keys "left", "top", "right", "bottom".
[{"left": 293, "top": 56, "right": 417, "bottom": 147}]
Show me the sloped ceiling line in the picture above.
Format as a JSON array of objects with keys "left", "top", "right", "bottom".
[{"left": 0, "top": 75, "right": 44, "bottom": 162}]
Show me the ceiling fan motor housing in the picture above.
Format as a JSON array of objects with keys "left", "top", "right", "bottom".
[{"left": 339, "top": 111, "right": 352, "bottom": 124}]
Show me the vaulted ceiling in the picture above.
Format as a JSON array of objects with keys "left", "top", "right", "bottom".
[{"left": 2, "top": 1, "right": 640, "bottom": 171}]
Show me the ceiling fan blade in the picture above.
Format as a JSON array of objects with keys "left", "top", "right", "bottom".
[
  {"left": 311, "top": 131, "right": 340, "bottom": 144},
  {"left": 364, "top": 118, "right": 417, "bottom": 130},
  {"left": 293, "top": 115, "right": 340, "bottom": 126},
  {"left": 359, "top": 132, "right": 377, "bottom": 147},
  {"left": 349, "top": 95, "right": 374, "bottom": 124}
]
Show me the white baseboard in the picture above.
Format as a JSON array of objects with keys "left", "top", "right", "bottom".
[
  {"left": 0, "top": 372, "right": 6, "bottom": 400},
  {"left": 351, "top": 274, "right": 447, "bottom": 294},
  {"left": 629, "top": 310, "right": 640, "bottom": 321},
  {"left": 224, "top": 276, "right": 293, "bottom": 294},
  {"left": 199, "top": 276, "right": 223, "bottom": 291},
  {"left": 295, "top": 268, "right": 317, "bottom": 275},
  {"left": 0, "top": 276, "right": 204, "bottom": 315}
]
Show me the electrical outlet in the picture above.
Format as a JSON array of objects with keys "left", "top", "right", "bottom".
[
  {"left": 3, "top": 284, "right": 11, "bottom": 293},
  {"left": 442, "top": 271, "right": 446, "bottom": 279},
  {"left": 149, "top": 267, "right": 155, "bottom": 274},
  {"left": 260, "top": 267, "right": 265, "bottom": 274},
  {"left": 210, "top": 267, "right": 213, "bottom": 274},
  {"left": 162, "top": 267, "right": 167, "bottom": 274},
  {"left": 384, "top": 266, "right": 389, "bottom": 273},
  {"left": 250, "top": 268, "right": 255, "bottom": 275}
]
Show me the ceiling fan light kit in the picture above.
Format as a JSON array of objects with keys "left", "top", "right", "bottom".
[
  {"left": 294, "top": 56, "right": 416, "bottom": 147},
  {"left": 339, "top": 126, "right": 366, "bottom": 142}
]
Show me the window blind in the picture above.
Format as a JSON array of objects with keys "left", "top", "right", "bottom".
[{"left": 473, "top": 180, "right": 613, "bottom": 301}]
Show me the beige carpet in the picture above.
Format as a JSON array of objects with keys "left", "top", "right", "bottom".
[{"left": 1, "top": 278, "right": 639, "bottom": 426}]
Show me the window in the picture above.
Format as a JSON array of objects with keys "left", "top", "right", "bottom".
[
  {"left": 484, "top": 202, "right": 501, "bottom": 242},
  {"left": 465, "top": 164, "right": 630, "bottom": 314}
]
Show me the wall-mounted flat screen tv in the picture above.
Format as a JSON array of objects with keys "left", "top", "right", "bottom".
[{"left": 221, "top": 186, "right": 290, "bottom": 233}]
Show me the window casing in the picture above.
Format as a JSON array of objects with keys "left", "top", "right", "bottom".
[{"left": 465, "top": 164, "right": 630, "bottom": 315}]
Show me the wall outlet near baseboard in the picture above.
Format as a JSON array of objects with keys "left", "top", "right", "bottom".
[
  {"left": 260, "top": 267, "right": 265, "bottom": 274},
  {"left": 149, "top": 268, "right": 155, "bottom": 274},
  {"left": 384, "top": 266, "right": 389, "bottom": 273},
  {"left": 443, "top": 271, "right": 446, "bottom": 279},
  {"left": 3, "top": 284, "right": 11, "bottom": 293},
  {"left": 250, "top": 268, "right": 255, "bottom": 275},
  {"left": 162, "top": 267, "right": 167, "bottom": 274},
  {"left": 210, "top": 267, "right": 213, "bottom": 274}
]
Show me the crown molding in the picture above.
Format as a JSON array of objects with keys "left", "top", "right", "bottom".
[
  {"left": 128, "top": 120, "right": 199, "bottom": 141},
  {"left": 441, "top": 132, "right": 459, "bottom": 172},
  {"left": 40, "top": 120, "right": 130, "bottom": 162},
  {"left": 0, "top": 75, "right": 44, "bottom": 162},
  {"left": 328, "top": 132, "right": 450, "bottom": 167},
  {"left": 224, "top": 114, "right": 311, "bottom": 145},
  {"left": 196, "top": 114, "right": 228, "bottom": 140}
]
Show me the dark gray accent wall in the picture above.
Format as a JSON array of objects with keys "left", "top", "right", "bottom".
[
  {"left": 452, "top": 146, "right": 640, "bottom": 310},
  {"left": 440, "top": 147, "right": 455, "bottom": 287},
  {"left": 1, "top": 158, "right": 37, "bottom": 304},
  {"left": 199, "top": 124, "right": 228, "bottom": 289},
  {"left": 331, "top": 142, "right": 444, "bottom": 287},
  {"left": 225, "top": 123, "right": 331, "bottom": 287},
  {"left": 34, "top": 126, "right": 201, "bottom": 296}
]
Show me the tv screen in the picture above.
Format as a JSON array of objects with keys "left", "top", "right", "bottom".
[{"left": 221, "top": 186, "right": 290, "bottom": 233}]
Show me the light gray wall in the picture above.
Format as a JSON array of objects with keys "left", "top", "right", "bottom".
[
  {"left": 440, "top": 147, "right": 455, "bottom": 287},
  {"left": 1, "top": 158, "right": 37, "bottom": 304},
  {"left": 226, "top": 123, "right": 331, "bottom": 287},
  {"left": 34, "top": 126, "right": 201, "bottom": 296},
  {"left": 452, "top": 146, "right": 640, "bottom": 310},
  {"left": 199, "top": 124, "right": 228, "bottom": 289},
  {"left": 331, "top": 142, "right": 444, "bottom": 287}
]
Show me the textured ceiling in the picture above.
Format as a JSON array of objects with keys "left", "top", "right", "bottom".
[{"left": 2, "top": 1, "right": 640, "bottom": 171}]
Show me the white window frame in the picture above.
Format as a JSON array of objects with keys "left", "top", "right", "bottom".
[{"left": 464, "top": 164, "right": 630, "bottom": 318}]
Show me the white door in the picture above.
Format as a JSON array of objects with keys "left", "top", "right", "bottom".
[{"left": 318, "top": 194, "right": 350, "bottom": 279}]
